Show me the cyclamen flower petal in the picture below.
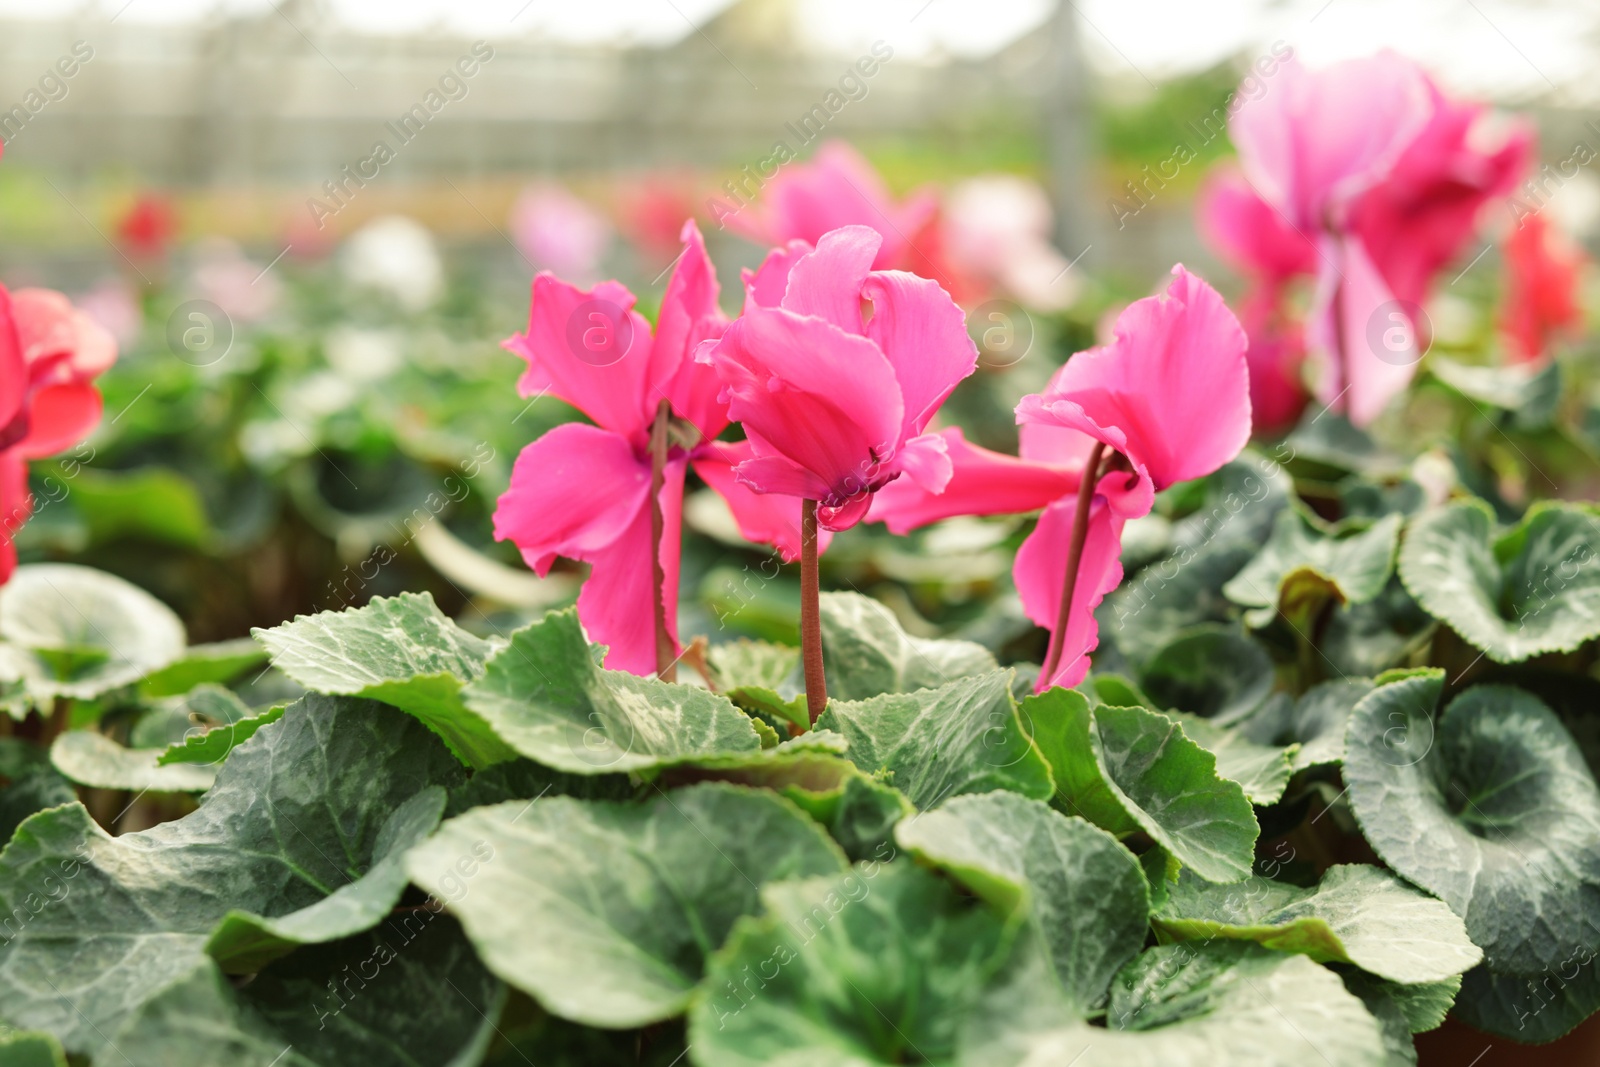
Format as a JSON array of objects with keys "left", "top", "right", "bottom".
[
  {"left": 725, "top": 141, "right": 937, "bottom": 271},
  {"left": 503, "top": 276, "right": 667, "bottom": 446},
  {"left": 658, "top": 221, "right": 733, "bottom": 440},
  {"left": 691, "top": 440, "right": 831, "bottom": 562},
  {"left": 12, "top": 288, "right": 117, "bottom": 384},
  {"left": 1307, "top": 234, "right": 1416, "bottom": 427},
  {"left": 1501, "top": 213, "right": 1584, "bottom": 364},
  {"left": 1014, "top": 496, "right": 1124, "bottom": 692},
  {"left": 701, "top": 225, "right": 977, "bottom": 532},
  {"left": 867, "top": 426, "right": 1080, "bottom": 534},
  {"left": 1016, "top": 265, "right": 1250, "bottom": 496},
  {"left": 493, "top": 422, "right": 685, "bottom": 674},
  {"left": 1231, "top": 53, "right": 1430, "bottom": 231},
  {"left": 1196, "top": 168, "right": 1319, "bottom": 282}
]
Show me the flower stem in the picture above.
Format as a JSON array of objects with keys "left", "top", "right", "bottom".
[
  {"left": 800, "top": 498, "right": 827, "bottom": 723},
  {"left": 648, "top": 398, "right": 675, "bottom": 682},
  {"left": 1041, "top": 440, "right": 1107, "bottom": 686}
]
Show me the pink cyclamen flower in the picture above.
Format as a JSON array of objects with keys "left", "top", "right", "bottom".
[
  {"left": 510, "top": 184, "right": 613, "bottom": 284},
  {"left": 0, "top": 286, "right": 118, "bottom": 581},
  {"left": 698, "top": 225, "right": 978, "bottom": 531},
  {"left": 1215, "top": 52, "right": 1528, "bottom": 427},
  {"left": 720, "top": 141, "right": 937, "bottom": 272},
  {"left": 872, "top": 266, "right": 1250, "bottom": 692},
  {"left": 495, "top": 221, "right": 820, "bottom": 675}
]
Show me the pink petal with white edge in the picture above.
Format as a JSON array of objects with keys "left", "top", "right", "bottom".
[
  {"left": 693, "top": 440, "right": 830, "bottom": 562},
  {"left": 868, "top": 427, "right": 1079, "bottom": 534},
  {"left": 503, "top": 275, "right": 666, "bottom": 447},
  {"left": 658, "top": 220, "right": 732, "bottom": 440},
  {"left": 577, "top": 457, "right": 687, "bottom": 676},
  {"left": 702, "top": 306, "right": 904, "bottom": 501},
  {"left": 493, "top": 423, "right": 649, "bottom": 575},
  {"left": 1018, "top": 266, "right": 1250, "bottom": 492},
  {"left": 861, "top": 269, "right": 979, "bottom": 438},
  {"left": 1014, "top": 495, "right": 1124, "bottom": 693}
]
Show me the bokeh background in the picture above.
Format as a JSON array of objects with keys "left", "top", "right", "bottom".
[{"left": 0, "top": 0, "right": 1593, "bottom": 671}]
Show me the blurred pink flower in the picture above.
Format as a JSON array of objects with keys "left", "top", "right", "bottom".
[
  {"left": 192, "top": 240, "right": 281, "bottom": 324},
  {"left": 1206, "top": 52, "right": 1529, "bottom": 427},
  {"left": 940, "top": 176, "right": 1079, "bottom": 310},
  {"left": 617, "top": 177, "right": 701, "bottom": 265},
  {"left": 0, "top": 286, "right": 118, "bottom": 581},
  {"left": 722, "top": 142, "right": 937, "bottom": 273},
  {"left": 496, "top": 222, "right": 816, "bottom": 675},
  {"left": 699, "top": 225, "right": 977, "bottom": 531},
  {"left": 510, "top": 184, "right": 612, "bottom": 283},
  {"left": 74, "top": 278, "right": 144, "bottom": 349}
]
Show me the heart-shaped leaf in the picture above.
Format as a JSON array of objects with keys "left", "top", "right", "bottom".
[
  {"left": 49, "top": 731, "right": 217, "bottom": 793},
  {"left": 403, "top": 783, "right": 846, "bottom": 1028},
  {"left": 820, "top": 591, "right": 998, "bottom": 700},
  {"left": 688, "top": 861, "right": 1013, "bottom": 1067},
  {"left": 1225, "top": 510, "right": 1401, "bottom": 629},
  {"left": 254, "top": 591, "right": 516, "bottom": 768},
  {"left": 815, "top": 670, "right": 1052, "bottom": 809},
  {"left": 0, "top": 694, "right": 462, "bottom": 1056},
  {"left": 1344, "top": 672, "right": 1600, "bottom": 975},
  {"left": 1452, "top": 959, "right": 1600, "bottom": 1044},
  {"left": 1238, "top": 678, "right": 1375, "bottom": 772},
  {"left": 0, "top": 564, "right": 185, "bottom": 701},
  {"left": 1023, "top": 688, "right": 1258, "bottom": 883},
  {"left": 1136, "top": 628, "right": 1274, "bottom": 725},
  {"left": 896, "top": 791, "right": 1148, "bottom": 1015},
  {"left": 1398, "top": 500, "right": 1600, "bottom": 663},
  {"left": 960, "top": 939, "right": 1389, "bottom": 1067},
  {"left": 1153, "top": 864, "right": 1482, "bottom": 983},
  {"left": 463, "top": 609, "right": 765, "bottom": 776}
]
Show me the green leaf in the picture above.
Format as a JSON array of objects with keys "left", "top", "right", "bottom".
[
  {"left": 204, "top": 787, "right": 446, "bottom": 972},
  {"left": 156, "top": 704, "right": 285, "bottom": 766},
  {"left": 1345, "top": 673, "right": 1600, "bottom": 975},
  {"left": 138, "top": 639, "right": 269, "bottom": 698},
  {"left": 1164, "top": 713, "right": 1295, "bottom": 805},
  {"left": 896, "top": 792, "right": 1148, "bottom": 1014},
  {"left": 1023, "top": 689, "right": 1258, "bottom": 883},
  {"left": 0, "top": 694, "right": 463, "bottom": 1056},
  {"left": 816, "top": 671, "right": 1053, "bottom": 809},
  {"left": 63, "top": 465, "right": 213, "bottom": 549},
  {"left": 444, "top": 758, "right": 638, "bottom": 817},
  {"left": 1343, "top": 970, "right": 1461, "bottom": 1035},
  {"left": 1398, "top": 499, "right": 1600, "bottom": 663},
  {"left": 0, "top": 564, "right": 185, "bottom": 700},
  {"left": 1238, "top": 679, "right": 1375, "bottom": 771},
  {"left": 689, "top": 861, "right": 1013, "bottom": 1067},
  {"left": 254, "top": 591, "right": 516, "bottom": 768},
  {"left": 1098, "top": 456, "right": 1293, "bottom": 663},
  {"left": 708, "top": 638, "right": 799, "bottom": 692},
  {"left": 961, "top": 940, "right": 1390, "bottom": 1067},
  {"left": 0, "top": 1028, "right": 67, "bottom": 1067},
  {"left": 1153, "top": 864, "right": 1482, "bottom": 983},
  {"left": 1322, "top": 575, "right": 1436, "bottom": 677},
  {"left": 1453, "top": 961, "right": 1600, "bottom": 1044},
  {"left": 404, "top": 783, "right": 847, "bottom": 1028},
  {"left": 659, "top": 737, "right": 912, "bottom": 863},
  {"left": 49, "top": 730, "right": 217, "bottom": 792},
  {"left": 0, "top": 740, "right": 76, "bottom": 846},
  {"left": 1136, "top": 628, "right": 1274, "bottom": 724},
  {"left": 821, "top": 591, "right": 998, "bottom": 700},
  {"left": 463, "top": 609, "right": 764, "bottom": 776},
  {"left": 1431, "top": 355, "right": 1562, "bottom": 431},
  {"left": 107, "top": 919, "right": 501, "bottom": 1067},
  {"left": 1225, "top": 510, "right": 1402, "bottom": 629},
  {"left": 709, "top": 638, "right": 810, "bottom": 732}
]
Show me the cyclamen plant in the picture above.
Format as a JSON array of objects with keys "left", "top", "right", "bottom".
[{"left": 11, "top": 50, "right": 1600, "bottom": 1067}]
